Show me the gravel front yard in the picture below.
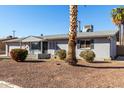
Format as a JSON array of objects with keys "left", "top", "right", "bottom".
[{"left": 0, "top": 59, "right": 124, "bottom": 88}]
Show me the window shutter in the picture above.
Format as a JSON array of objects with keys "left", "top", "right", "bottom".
[
  {"left": 91, "top": 39, "right": 94, "bottom": 49},
  {"left": 77, "top": 44, "right": 80, "bottom": 49},
  {"left": 77, "top": 40, "right": 80, "bottom": 44},
  {"left": 77, "top": 40, "right": 80, "bottom": 49}
]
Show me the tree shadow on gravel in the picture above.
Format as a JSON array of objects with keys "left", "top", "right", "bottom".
[
  {"left": 76, "top": 64, "right": 124, "bottom": 69},
  {"left": 91, "top": 61, "right": 111, "bottom": 63},
  {"left": 19, "top": 60, "right": 47, "bottom": 63}
]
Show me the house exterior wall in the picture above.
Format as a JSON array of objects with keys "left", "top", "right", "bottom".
[
  {"left": 75, "top": 38, "right": 111, "bottom": 60},
  {"left": 47, "top": 38, "right": 116, "bottom": 60},
  {"left": 6, "top": 37, "right": 117, "bottom": 61},
  {"left": 47, "top": 40, "right": 68, "bottom": 57},
  {"left": 92, "top": 38, "right": 111, "bottom": 60},
  {"left": 110, "top": 36, "right": 117, "bottom": 59}
]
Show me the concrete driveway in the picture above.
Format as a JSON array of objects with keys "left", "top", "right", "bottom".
[{"left": 0, "top": 81, "right": 21, "bottom": 88}]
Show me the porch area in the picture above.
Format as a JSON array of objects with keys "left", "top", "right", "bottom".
[
  {"left": 21, "top": 41, "right": 50, "bottom": 59},
  {"left": 5, "top": 36, "right": 51, "bottom": 59}
]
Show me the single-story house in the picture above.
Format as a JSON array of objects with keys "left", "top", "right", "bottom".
[
  {"left": 0, "top": 37, "right": 17, "bottom": 56},
  {"left": 4, "top": 30, "right": 118, "bottom": 60}
]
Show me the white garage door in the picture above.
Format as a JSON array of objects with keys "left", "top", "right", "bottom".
[{"left": 9, "top": 46, "right": 20, "bottom": 56}]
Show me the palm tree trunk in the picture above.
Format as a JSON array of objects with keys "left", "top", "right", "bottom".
[{"left": 66, "top": 5, "right": 78, "bottom": 65}]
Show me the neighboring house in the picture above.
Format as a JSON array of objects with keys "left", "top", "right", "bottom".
[
  {"left": 0, "top": 37, "right": 17, "bottom": 55},
  {"left": 4, "top": 30, "right": 118, "bottom": 61}
]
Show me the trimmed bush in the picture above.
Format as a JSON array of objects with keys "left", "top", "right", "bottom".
[
  {"left": 10, "top": 48, "right": 28, "bottom": 62},
  {"left": 79, "top": 50, "right": 95, "bottom": 62},
  {"left": 55, "top": 49, "right": 66, "bottom": 60}
]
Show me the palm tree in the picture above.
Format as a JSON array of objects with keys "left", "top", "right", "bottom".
[
  {"left": 111, "top": 7, "right": 124, "bottom": 45},
  {"left": 66, "top": 5, "right": 78, "bottom": 65},
  {"left": 121, "top": 8, "right": 124, "bottom": 45}
]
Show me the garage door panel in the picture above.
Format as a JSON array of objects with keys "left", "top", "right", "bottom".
[{"left": 9, "top": 46, "right": 20, "bottom": 56}]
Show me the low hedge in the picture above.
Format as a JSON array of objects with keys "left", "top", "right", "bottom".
[
  {"left": 10, "top": 48, "right": 28, "bottom": 62},
  {"left": 80, "top": 50, "right": 95, "bottom": 62},
  {"left": 55, "top": 49, "right": 66, "bottom": 60}
]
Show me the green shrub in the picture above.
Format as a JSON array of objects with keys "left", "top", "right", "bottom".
[
  {"left": 79, "top": 50, "right": 95, "bottom": 62},
  {"left": 55, "top": 49, "right": 66, "bottom": 60},
  {"left": 10, "top": 48, "right": 28, "bottom": 62}
]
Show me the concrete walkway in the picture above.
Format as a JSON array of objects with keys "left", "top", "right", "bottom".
[{"left": 0, "top": 81, "right": 21, "bottom": 88}]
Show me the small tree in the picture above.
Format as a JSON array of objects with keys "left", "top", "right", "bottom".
[{"left": 10, "top": 48, "right": 28, "bottom": 62}]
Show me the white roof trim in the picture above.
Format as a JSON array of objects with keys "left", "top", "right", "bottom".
[{"left": 21, "top": 36, "right": 42, "bottom": 42}]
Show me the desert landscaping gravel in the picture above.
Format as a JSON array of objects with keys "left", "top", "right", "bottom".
[{"left": 0, "top": 60, "right": 124, "bottom": 88}]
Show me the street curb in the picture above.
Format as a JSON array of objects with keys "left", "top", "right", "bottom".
[{"left": 0, "top": 81, "right": 21, "bottom": 88}]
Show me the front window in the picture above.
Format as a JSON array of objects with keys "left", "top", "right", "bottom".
[
  {"left": 31, "top": 42, "right": 41, "bottom": 50},
  {"left": 49, "top": 41, "right": 57, "bottom": 49},
  {"left": 79, "top": 40, "right": 93, "bottom": 48},
  {"left": 80, "top": 40, "right": 85, "bottom": 48},
  {"left": 86, "top": 40, "right": 91, "bottom": 47}
]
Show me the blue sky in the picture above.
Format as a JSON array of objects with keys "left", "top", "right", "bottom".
[{"left": 0, "top": 5, "right": 123, "bottom": 37}]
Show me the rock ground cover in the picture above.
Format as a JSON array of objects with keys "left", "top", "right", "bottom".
[{"left": 0, "top": 60, "right": 124, "bottom": 88}]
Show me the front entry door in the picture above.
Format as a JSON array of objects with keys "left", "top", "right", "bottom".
[{"left": 42, "top": 42, "right": 48, "bottom": 54}]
